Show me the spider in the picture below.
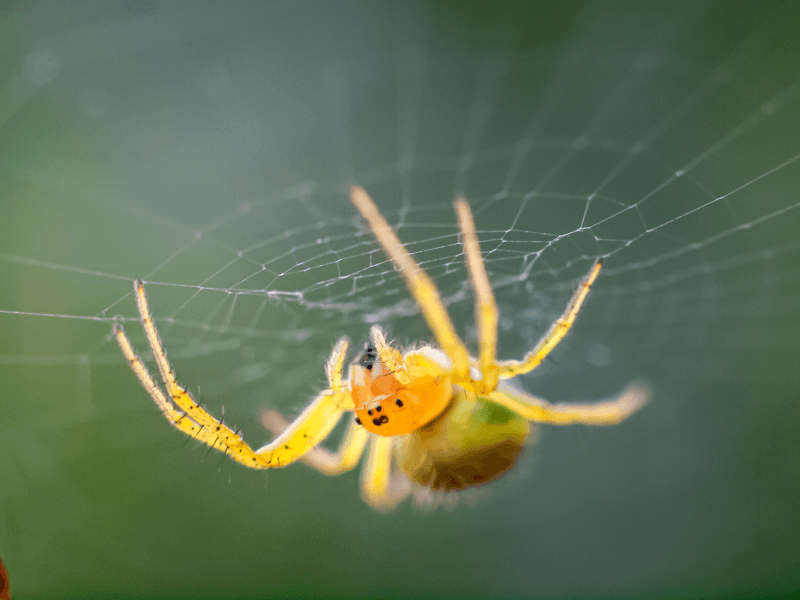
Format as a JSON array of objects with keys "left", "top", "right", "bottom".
[{"left": 114, "top": 186, "right": 649, "bottom": 511}]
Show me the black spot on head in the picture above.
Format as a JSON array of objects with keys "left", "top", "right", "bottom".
[
  {"left": 395, "top": 399, "right": 403, "bottom": 407},
  {"left": 359, "top": 344, "right": 379, "bottom": 371}
]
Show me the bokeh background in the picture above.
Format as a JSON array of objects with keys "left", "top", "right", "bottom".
[{"left": 1, "top": 1, "right": 799, "bottom": 598}]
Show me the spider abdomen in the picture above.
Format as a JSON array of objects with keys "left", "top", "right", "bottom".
[{"left": 395, "top": 388, "right": 531, "bottom": 491}]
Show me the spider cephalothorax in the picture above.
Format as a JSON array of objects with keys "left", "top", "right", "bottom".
[
  {"left": 116, "top": 186, "right": 649, "bottom": 510},
  {"left": 350, "top": 343, "right": 453, "bottom": 437}
]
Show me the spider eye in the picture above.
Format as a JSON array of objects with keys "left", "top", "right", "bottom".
[
  {"left": 393, "top": 389, "right": 415, "bottom": 409},
  {"left": 354, "top": 417, "right": 362, "bottom": 425}
]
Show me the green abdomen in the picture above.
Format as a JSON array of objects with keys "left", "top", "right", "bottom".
[{"left": 395, "top": 387, "right": 531, "bottom": 491}]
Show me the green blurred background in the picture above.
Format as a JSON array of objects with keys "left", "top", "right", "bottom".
[{"left": 1, "top": 1, "right": 799, "bottom": 598}]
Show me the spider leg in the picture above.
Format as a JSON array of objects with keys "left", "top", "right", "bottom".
[
  {"left": 253, "top": 334, "right": 355, "bottom": 465},
  {"left": 115, "top": 322, "right": 242, "bottom": 458},
  {"left": 350, "top": 186, "right": 470, "bottom": 378},
  {"left": 253, "top": 392, "right": 346, "bottom": 467},
  {"left": 497, "top": 260, "right": 602, "bottom": 380},
  {"left": 370, "top": 325, "right": 411, "bottom": 386},
  {"left": 487, "top": 380, "right": 650, "bottom": 425},
  {"left": 360, "top": 435, "right": 412, "bottom": 511},
  {"left": 260, "top": 409, "right": 369, "bottom": 476},
  {"left": 325, "top": 337, "right": 349, "bottom": 396},
  {"left": 118, "top": 280, "right": 351, "bottom": 469},
  {"left": 455, "top": 199, "right": 499, "bottom": 392}
]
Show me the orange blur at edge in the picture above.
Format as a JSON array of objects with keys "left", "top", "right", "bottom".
[{"left": 0, "top": 555, "right": 11, "bottom": 600}]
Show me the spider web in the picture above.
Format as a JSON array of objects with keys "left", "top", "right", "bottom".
[{"left": 1, "top": 1, "right": 799, "bottom": 598}]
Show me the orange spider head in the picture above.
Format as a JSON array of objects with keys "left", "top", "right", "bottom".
[{"left": 349, "top": 344, "right": 452, "bottom": 437}]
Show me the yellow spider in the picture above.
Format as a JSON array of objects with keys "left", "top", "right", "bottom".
[{"left": 114, "top": 186, "right": 649, "bottom": 511}]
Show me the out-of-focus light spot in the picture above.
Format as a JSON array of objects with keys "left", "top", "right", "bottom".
[
  {"left": 80, "top": 88, "right": 111, "bottom": 119},
  {"left": 23, "top": 48, "right": 60, "bottom": 86},
  {"left": 586, "top": 342, "right": 612, "bottom": 367}
]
